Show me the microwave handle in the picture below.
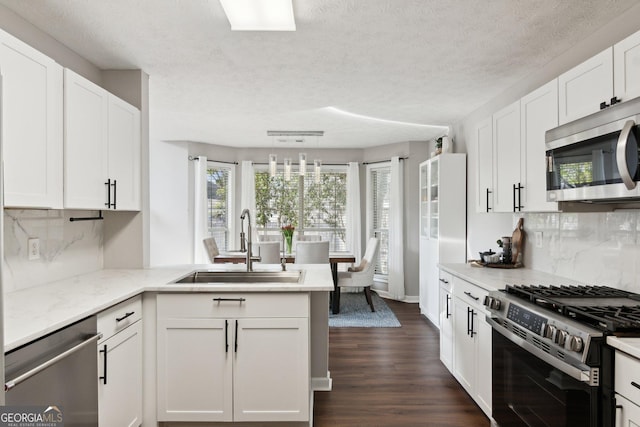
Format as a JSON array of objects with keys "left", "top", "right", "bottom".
[{"left": 616, "top": 120, "right": 638, "bottom": 190}]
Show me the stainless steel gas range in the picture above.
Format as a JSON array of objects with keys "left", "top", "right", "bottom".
[{"left": 484, "top": 284, "right": 640, "bottom": 427}]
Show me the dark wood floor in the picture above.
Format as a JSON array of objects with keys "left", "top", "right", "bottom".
[{"left": 313, "top": 299, "right": 490, "bottom": 427}]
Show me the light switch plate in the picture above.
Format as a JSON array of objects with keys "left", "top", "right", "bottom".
[{"left": 28, "top": 238, "right": 40, "bottom": 260}]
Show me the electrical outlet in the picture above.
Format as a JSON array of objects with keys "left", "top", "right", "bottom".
[
  {"left": 28, "top": 238, "right": 40, "bottom": 260},
  {"left": 534, "top": 231, "right": 543, "bottom": 248}
]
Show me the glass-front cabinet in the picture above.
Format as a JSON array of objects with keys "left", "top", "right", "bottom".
[
  {"left": 429, "top": 159, "right": 439, "bottom": 239},
  {"left": 419, "top": 154, "right": 467, "bottom": 328},
  {"left": 420, "top": 164, "right": 428, "bottom": 237}
]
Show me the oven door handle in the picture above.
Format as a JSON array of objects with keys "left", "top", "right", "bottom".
[
  {"left": 5, "top": 333, "right": 103, "bottom": 392},
  {"left": 486, "top": 317, "right": 596, "bottom": 385},
  {"left": 616, "top": 119, "right": 638, "bottom": 190}
]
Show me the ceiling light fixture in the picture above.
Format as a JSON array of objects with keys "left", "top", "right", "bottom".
[
  {"left": 266, "top": 131, "right": 324, "bottom": 180},
  {"left": 219, "top": 0, "right": 296, "bottom": 31}
]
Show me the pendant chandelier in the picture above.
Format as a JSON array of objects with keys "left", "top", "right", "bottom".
[{"left": 267, "top": 131, "right": 324, "bottom": 183}]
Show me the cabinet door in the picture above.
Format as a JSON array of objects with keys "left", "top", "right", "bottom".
[
  {"left": 108, "top": 95, "right": 140, "bottom": 211},
  {"left": 439, "top": 285, "right": 453, "bottom": 372},
  {"left": 64, "top": 69, "right": 109, "bottom": 209},
  {"left": 558, "top": 48, "right": 613, "bottom": 125},
  {"left": 616, "top": 394, "right": 640, "bottom": 427},
  {"left": 425, "top": 238, "right": 440, "bottom": 327},
  {"left": 520, "top": 79, "right": 558, "bottom": 212},
  {"left": 0, "top": 31, "right": 63, "bottom": 208},
  {"left": 233, "top": 318, "right": 309, "bottom": 422},
  {"left": 98, "top": 321, "right": 142, "bottom": 427},
  {"left": 453, "top": 297, "right": 475, "bottom": 393},
  {"left": 475, "top": 314, "right": 492, "bottom": 417},
  {"left": 475, "top": 118, "right": 493, "bottom": 213},
  {"left": 614, "top": 29, "right": 640, "bottom": 102},
  {"left": 492, "top": 101, "right": 521, "bottom": 213},
  {"left": 418, "top": 236, "right": 429, "bottom": 316},
  {"left": 419, "top": 161, "right": 428, "bottom": 237},
  {"left": 156, "top": 317, "right": 232, "bottom": 422}
]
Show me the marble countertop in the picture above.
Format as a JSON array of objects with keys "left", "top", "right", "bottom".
[
  {"left": 608, "top": 337, "right": 640, "bottom": 359},
  {"left": 439, "top": 263, "right": 587, "bottom": 291},
  {"left": 4, "top": 263, "right": 333, "bottom": 352}
]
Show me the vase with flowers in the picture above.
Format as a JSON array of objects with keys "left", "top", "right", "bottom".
[{"left": 281, "top": 224, "right": 295, "bottom": 254}]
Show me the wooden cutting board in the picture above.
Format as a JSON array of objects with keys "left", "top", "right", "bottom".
[{"left": 511, "top": 217, "right": 524, "bottom": 265}]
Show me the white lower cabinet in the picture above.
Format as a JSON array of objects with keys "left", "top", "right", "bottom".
[
  {"left": 447, "top": 273, "right": 492, "bottom": 418},
  {"left": 615, "top": 350, "right": 640, "bottom": 426},
  {"left": 156, "top": 293, "right": 310, "bottom": 423},
  {"left": 97, "top": 296, "right": 143, "bottom": 427},
  {"left": 439, "top": 274, "right": 453, "bottom": 372}
]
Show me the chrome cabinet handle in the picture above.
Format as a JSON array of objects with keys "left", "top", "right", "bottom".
[
  {"left": 616, "top": 119, "right": 638, "bottom": 190},
  {"left": 5, "top": 333, "right": 103, "bottom": 392}
]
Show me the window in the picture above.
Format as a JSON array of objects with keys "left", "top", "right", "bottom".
[
  {"left": 367, "top": 164, "right": 391, "bottom": 278},
  {"left": 254, "top": 166, "right": 347, "bottom": 251},
  {"left": 206, "top": 162, "right": 234, "bottom": 251}
]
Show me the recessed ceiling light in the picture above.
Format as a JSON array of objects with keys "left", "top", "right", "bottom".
[{"left": 219, "top": 0, "right": 296, "bottom": 31}]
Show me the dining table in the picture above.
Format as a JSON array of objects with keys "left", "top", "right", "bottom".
[{"left": 213, "top": 252, "right": 356, "bottom": 314}]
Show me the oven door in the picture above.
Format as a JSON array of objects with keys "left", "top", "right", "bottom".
[
  {"left": 492, "top": 329, "right": 602, "bottom": 427},
  {"left": 545, "top": 118, "right": 640, "bottom": 202}
]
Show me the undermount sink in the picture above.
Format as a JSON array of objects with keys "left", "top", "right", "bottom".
[{"left": 172, "top": 270, "right": 304, "bottom": 284}]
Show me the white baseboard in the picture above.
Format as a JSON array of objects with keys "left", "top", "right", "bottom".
[
  {"left": 311, "top": 373, "right": 332, "bottom": 391},
  {"left": 374, "top": 290, "right": 419, "bottom": 304}
]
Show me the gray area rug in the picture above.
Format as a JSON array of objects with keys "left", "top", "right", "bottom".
[{"left": 329, "top": 292, "right": 401, "bottom": 328}]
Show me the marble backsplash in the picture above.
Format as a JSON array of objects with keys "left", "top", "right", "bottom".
[
  {"left": 3, "top": 209, "right": 103, "bottom": 293},
  {"left": 519, "top": 210, "right": 640, "bottom": 292}
]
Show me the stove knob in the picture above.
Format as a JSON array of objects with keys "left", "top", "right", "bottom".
[
  {"left": 556, "top": 330, "right": 569, "bottom": 346},
  {"left": 542, "top": 324, "right": 556, "bottom": 339},
  {"left": 489, "top": 298, "right": 501, "bottom": 310},
  {"left": 567, "top": 335, "right": 584, "bottom": 352}
]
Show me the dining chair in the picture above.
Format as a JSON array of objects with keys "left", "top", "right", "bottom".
[
  {"left": 254, "top": 241, "right": 281, "bottom": 264},
  {"left": 296, "top": 235, "right": 321, "bottom": 242},
  {"left": 295, "top": 241, "right": 329, "bottom": 264},
  {"left": 202, "top": 237, "right": 220, "bottom": 263},
  {"left": 337, "top": 237, "right": 380, "bottom": 312}
]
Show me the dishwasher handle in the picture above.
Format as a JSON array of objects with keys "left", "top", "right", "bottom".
[{"left": 5, "top": 332, "right": 103, "bottom": 392}]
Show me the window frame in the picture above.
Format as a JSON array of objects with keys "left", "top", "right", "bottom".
[
  {"left": 206, "top": 161, "right": 235, "bottom": 251},
  {"left": 366, "top": 162, "right": 391, "bottom": 282},
  {"left": 253, "top": 164, "right": 348, "bottom": 252}
]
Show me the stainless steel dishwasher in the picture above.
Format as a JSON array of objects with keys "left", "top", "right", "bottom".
[{"left": 4, "top": 316, "right": 101, "bottom": 426}]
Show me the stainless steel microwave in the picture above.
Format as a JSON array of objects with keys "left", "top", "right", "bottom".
[{"left": 546, "top": 97, "right": 640, "bottom": 202}]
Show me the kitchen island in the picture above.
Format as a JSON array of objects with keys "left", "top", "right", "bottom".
[{"left": 4, "top": 263, "right": 334, "bottom": 427}]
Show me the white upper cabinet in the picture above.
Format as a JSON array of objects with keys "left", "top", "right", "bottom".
[
  {"left": 107, "top": 95, "right": 141, "bottom": 211},
  {"left": 614, "top": 29, "right": 640, "bottom": 102},
  {"left": 64, "top": 69, "right": 140, "bottom": 210},
  {"left": 64, "top": 69, "right": 109, "bottom": 209},
  {"left": 558, "top": 48, "right": 614, "bottom": 125},
  {"left": 0, "top": 29, "right": 63, "bottom": 208},
  {"left": 474, "top": 118, "right": 493, "bottom": 213},
  {"left": 492, "top": 101, "right": 521, "bottom": 213},
  {"left": 520, "top": 79, "right": 559, "bottom": 212}
]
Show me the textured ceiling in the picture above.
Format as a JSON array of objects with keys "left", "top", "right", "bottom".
[{"left": 0, "top": 0, "right": 637, "bottom": 148}]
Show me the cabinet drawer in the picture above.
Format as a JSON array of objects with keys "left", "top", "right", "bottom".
[
  {"left": 615, "top": 351, "right": 640, "bottom": 404},
  {"left": 439, "top": 270, "right": 452, "bottom": 292},
  {"left": 452, "top": 277, "right": 489, "bottom": 311},
  {"left": 157, "top": 293, "right": 309, "bottom": 319},
  {"left": 98, "top": 295, "right": 142, "bottom": 341}
]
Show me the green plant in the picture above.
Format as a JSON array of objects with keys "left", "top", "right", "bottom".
[{"left": 435, "top": 137, "right": 443, "bottom": 149}]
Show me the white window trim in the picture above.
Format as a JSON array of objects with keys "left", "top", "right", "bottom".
[
  {"left": 207, "top": 161, "right": 236, "bottom": 250},
  {"left": 366, "top": 162, "right": 391, "bottom": 283}
]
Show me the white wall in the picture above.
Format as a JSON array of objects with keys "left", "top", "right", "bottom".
[{"left": 455, "top": 3, "right": 640, "bottom": 291}]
